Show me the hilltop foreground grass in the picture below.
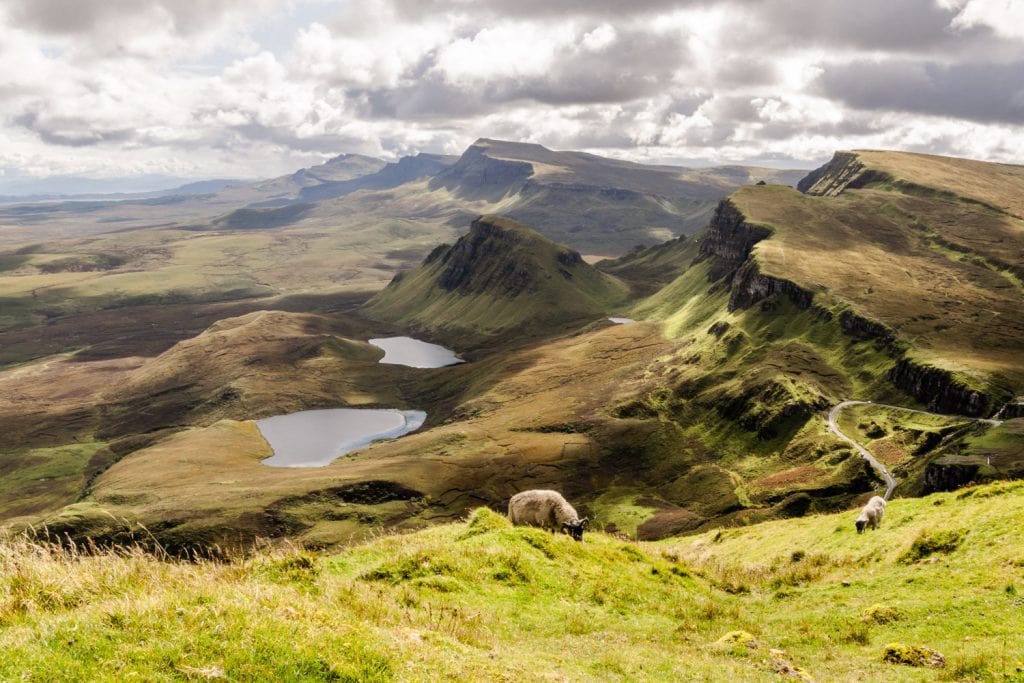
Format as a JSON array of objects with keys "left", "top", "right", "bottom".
[{"left": 3, "top": 482, "right": 1023, "bottom": 681}]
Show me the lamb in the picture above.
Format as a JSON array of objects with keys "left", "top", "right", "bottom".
[
  {"left": 507, "top": 489, "right": 589, "bottom": 541},
  {"left": 855, "top": 495, "right": 887, "bottom": 533}
]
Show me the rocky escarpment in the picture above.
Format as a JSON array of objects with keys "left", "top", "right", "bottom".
[
  {"left": 434, "top": 217, "right": 579, "bottom": 296},
  {"left": 299, "top": 153, "right": 456, "bottom": 202},
  {"left": 798, "top": 151, "right": 887, "bottom": 196},
  {"left": 924, "top": 456, "right": 985, "bottom": 493},
  {"left": 699, "top": 200, "right": 814, "bottom": 312},
  {"left": 839, "top": 310, "right": 900, "bottom": 353},
  {"left": 428, "top": 144, "right": 533, "bottom": 201},
  {"left": 699, "top": 200, "right": 771, "bottom": 264},
  {"left": 701, "top": 195, "right": 1007, "bottom": 417},
  {"left": 728, "top": 259, "right": 814, "bottom": 312},
  {"left": 363, "top": 214, "right": 627, "bottom": 346},
  {"left": 887, "top": 359, "right": 991, "bottom": 417}
]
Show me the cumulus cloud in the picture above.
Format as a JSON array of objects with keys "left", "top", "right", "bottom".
[{"left": 0, "top": 0, "right": 1022, "bottom": 181}]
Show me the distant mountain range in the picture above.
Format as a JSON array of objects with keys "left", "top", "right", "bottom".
[
  {"left": 0, "top": 139, "right": 807, "bottom": 256},
  {"left": 0, "top": 176, "right": 251, "bottom": 204}
]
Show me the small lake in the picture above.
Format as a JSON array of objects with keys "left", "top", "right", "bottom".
[
  {"left": 608, "top": 317, "right": 636, "bottom": 324},
  {"left": 368, "top": 336, "right": 464, "bottom": 368},
  {"left": 258, "top": 408, "right": 427, "bottom": 467}
]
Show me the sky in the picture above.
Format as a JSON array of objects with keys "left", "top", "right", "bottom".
[{"left": 1, "top": 0, "right": 1023, "bottom": 183}]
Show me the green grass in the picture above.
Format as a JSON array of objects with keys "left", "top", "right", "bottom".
[
  {"left": 2, "top": 484, "right": 1024, "bottom": 680},
  {"left": 0, "top": 442, "right": 109, "bottom": 519},
  {"left": 365, "top": 215, "right": 630, "bottom": 348}
]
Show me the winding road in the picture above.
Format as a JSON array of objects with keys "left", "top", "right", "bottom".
[
  {"left": 828, "top": 401, "right": 899, "bottom": 500},
  {"left": 826, "top": 400, "right": 1003, "bottom": 501}
]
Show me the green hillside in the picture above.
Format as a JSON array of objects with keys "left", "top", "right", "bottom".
[
  {"left": 2, "top": 481, "right": 1023, "bottom": 680},
  {"left": 364, "top": 214, "right": 630, "bottom": 348},
  {"left": 613, "top": 149, "right": 1024, "bottom": 508}
]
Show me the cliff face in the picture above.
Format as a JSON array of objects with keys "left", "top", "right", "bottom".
[
  {"left": 699, "top": 199, "right": 813, "bottom": 312},
  {"left": 924, "top": 457, "right": 983, "bottom": 493},
  {"left": 699, "top": 200, "right": 771, "bottom": 263},
  {"left": 838, "top": 310, "right": 900, "bottom": 353},
  {"left": 363, "top": 214, "right": 628, "bottom": 347},
  {"left": 797, "top": 151, "right": 885, "bottom": 196},
  {"left": 435, "top": 217, "right": 552, "bottom": 296},
  {"left": 887, "top": 359, "right": 990, "bottom": 417},
  {"left": 728, "top": 259, "right": 814, "bottom": 311},
  {"left": 299, "top": 153, "right": 456, "bottom": 202},
  {"left": 427, "top": 145, "right": 533, "bottom": 200},
  {"left": 700, "top": 196, "right": 1006, "bottom": 418}
]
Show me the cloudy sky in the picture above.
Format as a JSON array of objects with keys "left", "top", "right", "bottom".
[{"left": 1, "top": 0, "right": 1023, "bottom": 183}]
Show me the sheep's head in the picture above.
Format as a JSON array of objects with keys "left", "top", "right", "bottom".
[
  {"left": 562, "top": 517, "right": 589, "bottom": 542},
  {"left": 855, "top": 519, "right": 866, "bottom": 534}
]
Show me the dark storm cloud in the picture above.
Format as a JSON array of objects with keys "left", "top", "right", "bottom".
[
  {"left": 816, "top": 60, "right": 1024, "bottom": 125},
  {"left": 14, "top": 110, "right": 135, "bottom": 147},
  {"left": 742, "top": 0, "right": 974, "bottom": 51},
  {"left": 225, "top": 122, "right": 375, "bottom": 155},
  {"left": 361, "top": 28, "right": 687, "bottom": 119},
  {"left": 713, "top": 58, "right": 778, "bottom": 87},
  {"left": 5, "top": 0, "right": 259, "bottom": 37}
]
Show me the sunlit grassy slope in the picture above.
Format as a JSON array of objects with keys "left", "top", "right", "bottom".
[
  {"left": 365, "top": 214, "right": 630, "bottom": 347},
  {"left": 3, "top": 481, "right": 1023, "bottom": 681}
]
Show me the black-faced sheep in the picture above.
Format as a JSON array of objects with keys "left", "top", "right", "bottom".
[
  {"left": 855, "top": 495, "right": 887, "bottom": 533},
  {"left": 507, "top": 489, "right": 589, "bottom": 541}
]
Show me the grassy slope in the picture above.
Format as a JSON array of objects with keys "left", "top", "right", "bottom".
[
  {"left": 2, "top": 482, "right": 1023, "bottom": 681},
  {"left": 612, "top": 151, "right": 1024, "bottom": 511},
  {"left": 731, "top": 182, "right": 1024, "bottom": 386},
  {"left": 364, "top": 215, "right": 630, "bottom": 348}
]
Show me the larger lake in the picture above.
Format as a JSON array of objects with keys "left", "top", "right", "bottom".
[
  {"left": 258, "top": 408, "right": 427, "bottom": 467},
  {"left": 368, "top": 336, "right": 464, "bottom": 368}
]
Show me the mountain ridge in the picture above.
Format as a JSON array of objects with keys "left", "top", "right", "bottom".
[{"left": 364, "top": 214, "right": 630, "bottom": 348}]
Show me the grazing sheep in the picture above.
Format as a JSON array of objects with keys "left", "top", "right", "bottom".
[
  {"left": 508, "top": 490, "right": 589, "bottom": 541},
  {"left": 855, "top": 495, "right": 887, "bottom": 533}
]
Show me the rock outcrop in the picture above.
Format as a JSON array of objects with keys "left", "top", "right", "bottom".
[
  {"left": 839, "top": 310, "right": 900, "bottom": 353},
  {"left": 798, "top": 151, "right": 885, "bottom": 196},
  {"left": 699, "top": 199, "right": 814, "bottom": 312},
  {"left": 887, "top": 359, "right": 990, "bottom": 417},
  {"left": 699, "top": 200, "right": 771, "bottom": 264},
  {"left": 428, "top": 144, "right": 533, "bottom": 201},
  {"left": 924, "top": 457, "right": 983, "bottom": 493},
  {"left": 728, "top": 259, "right": 814, "bottom": 312},
  {"left": 363, "top": 215, "right": 628, "bottom": 346}
]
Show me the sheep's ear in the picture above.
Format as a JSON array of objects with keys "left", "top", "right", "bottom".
[
  {"left": 561, "top": 522, "right": 571, "bottom": 532},
  {"left": 580, "top": 518, "right": 589, "bottom": 529}
]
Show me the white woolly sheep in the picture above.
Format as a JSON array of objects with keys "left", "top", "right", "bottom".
[
  {"left": 507, "top": 489, "right": 589, "bottom": 541},
  {"left": 855, "top": 495, "right": 887, "bottom": 533}
]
